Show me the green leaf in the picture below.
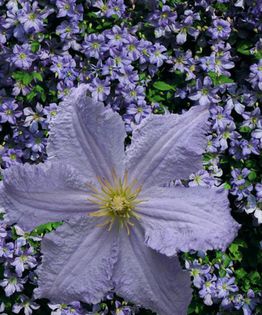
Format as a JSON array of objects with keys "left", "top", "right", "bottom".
[
  {"left": 254, "top": 50, "right": 262, "bottom": 60},
  {"left": 249, "top": 271, "right": 261, "bottom": 284},
  {"left": 213, "top": 2, "right": 229, "bottom": 11},
  {"left": 12, "top": 71, "right": 34, "bottom": 85},
  {"left": 32, "top": 221, "right": 63, "bottom": 236},
  {"left": 219, "top": 269, "right": 227, "bottom": 277},
  {"left": 151, "top": 95, "right": 165, "bottom": 102},
  {"left": 229, "top": 243, "right": 242, "bottom": 261},
  {"left": 224, "top": 182, "right": 231, "bottom": 190},
  {"left": 237, "top": 42, "right": 252, "bottom": 56},
  {"left": 235, "top": 268, "right": 248, "bottom": 280},
  {"left": 153, "top": 81, "right": 175, "bottom": 91},
  {"left": 248, "top": 171, "right": 257, "bottom": 181},
  {"left": 208, "top": 72, "right": 234, "bottom": 85},
  {"left": 239, "top": 126, "right": 251, "bottom": 133},
  {"left": 222, "top": 255, "right": 232, "bottom": 268},
  {"left": 31, "top": 41, "right": 40, "bottom": 53},
  {"left": 32, "top": 72, "right": 43, "bottom": 82},
  {"left": 26, "top": 90, "right": 37, "bottom": 101}
]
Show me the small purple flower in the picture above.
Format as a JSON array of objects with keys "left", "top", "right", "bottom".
[
  {"left": 43, "top": 103, "right": 58, "bottom": 124},
  {"left": 105, "top": 26, "right": 129, "bottom": 48},
  {"left": 56, "top": 21, "right": 79, "bottom": 40},
  {"left": 185, "top": 259, "right": 211, "bottom": 289},
  {"left": 13, "top": 295, "right": 40, "bottom": 315},
  {"left": 56, "top": 0, "right": 77, "bottom": 18},
  {"left": 149, "top": 5, "right": 177, "bottom": 28},
  {"left": 240, "top": 139, "right": 260, "bottom": 156},
  {"left": 242, "top": 290, "right": 257, "bottom": 315},
  {"left": 11, "top": 245, "right": 37, "bottom": 276},
  {"left": 149, "top": 42, "right": 167, "bottom": 67},
  {"left": 210, "top": 105, "right": 234, "bottom": 131},
  {"left": 23, "top": 103, "right": 47, "bottom": 132},
  {"left": 3, "top": 8, "right": 25, "bottom": 41},
  {"left": 230, "top": 176, "right": 253, "bottom": 201},
  {"left": 243, "top": 195, "right": 262, "bottom": 224},
  {"left": 87, "top": 77, "right": 111, "bottom": 101},
  {"left": 48, "top": 301, "right": 84, "bottom": 315},
  {"left": 93, "top": 0, "right": 126, "bottom": 18},
  {"left": 83, "top": 34, "right": 105, "bottom": 59},
  {"left": 189, "top": 77, "right": 220, "bottom": 106},
  {"left": 0, "top": 240, "right": 14, "bottom": 259},
  {"left": 171, "top": 49, "right": 197, "bottom": 80},
  {"left": 248, "top": 60, "right": 262, "bottom": 91},
  {"left": 208, "top": 19, "right": 231, "bottom": 40},
  {"left": 231, "top": 168, "right": 250, "bottom": 186},
  {"left": 200, "top": 52, "right": 234, "bottom": 76},
  {"left": 199, "top": 274, "right": 217, "bottom": 305},
  {"left": 19, "top": 2, "right": 52, "bottom": 33},
  {"left": 107, "top": 0, "right": 126, "bottom": 18},
  {"left": 252, "top": 119, "right": 262, "bottom": 146},
  {"left": 125, "top": 35, "right": 140, "bottom": 61},
  {"left": 0, "top": 99, "right": 22, "bottom": 124},
  {"left": 241, "top": 107, "right": 261, "bottom": 129},
  {"left": 126, "top": 103, "right": 152, "bottom": 124},
  {"left": 233, "top": 290, "right": 258, "bottom": 315},
  {"left": 0, "top": 269, "right": 25, "bottom": 297},
  {"left": 216, "top": 276, "right": 238, "bottom": 299},
  {"left": 138, "top": 39, "right": 153, "bottom": 65},
  {"left": 1, "top": 148, "right": 23, "bottom": 168},
  {"left": 189, "top": 170, "right": 214, "bottom": 187},
  {"left": 170, "top": 10, "right": 200, "bottom": 44},
  {"left": 24, "top": 130, "right": 47, "bottom": 154},
  {"left": 256, "top": 183, "right": 262, "bottom": 201},
  {"left": 50, "top": 54, "right": 77, "bottom": 80},
  {"left": 214, "top": 125, "right": 240, "bottom": 151},
  {"left": 10, "top": 44, "right": 35, "bottom": 70},
  {"left": 119, "top": 84, "right": 145, "bottom": 104},
  {"left": 12, "top": 81, "right": 31, "bottom": 96}
]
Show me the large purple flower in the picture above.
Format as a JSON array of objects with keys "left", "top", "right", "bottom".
[{"left": 0, "top": 85, "right": 239, "bottom": 315}]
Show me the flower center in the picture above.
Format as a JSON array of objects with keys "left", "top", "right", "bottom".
[
  {"left": 88, "top": 171, "right": 143, "bottom": 234},
  {"left": 19, "top": 53, "right": 27, "bottom": 60}
]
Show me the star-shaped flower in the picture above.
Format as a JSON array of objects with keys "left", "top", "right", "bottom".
[{"left": 0, "top": 85, "right": 239, "bottom": 315}]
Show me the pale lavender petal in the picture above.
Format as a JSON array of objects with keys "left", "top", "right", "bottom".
[
  {"left": 0, "top": 162, "right": 97, "bottom": 230},
  {"left": 138, "top": 186, "right": 240, "bottom": 256},
  {"left": 113, "top": 227, "right": 192, "bottom": 315},
  {"left": 48, "top": 84, "right": 126, "bottom": 180},
  {"left": 34, "top": 216, "right": 118, "bottom": 304},
  {"left": 125, "top": 106, "right": 209, "bottom": 188}
]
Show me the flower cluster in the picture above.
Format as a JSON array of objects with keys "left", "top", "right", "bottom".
[
  {"left": 185, "top": 255, "right": 259, "bottom": 315},
  {"left": 0, "top": 221, "right": 40, "bottom": 314}
]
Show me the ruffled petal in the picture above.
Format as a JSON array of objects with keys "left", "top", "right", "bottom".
[
  {"left": 138, "top": 186, "right": 240, "bottom": 256},
  {"left": 35, "top": 216, "right": 118, "bottom": 304},
  {"left": 0, "top": 162, "right": 97, "bottom": 230},
  {"left": 125, "top": 106, "right": 209, "bottom": 188},
  {"left": 47, "top": 84, "right": 126, "bottom": 180},
  {"left": 113, "top": 226, "right": 192, "bottom": 315}
]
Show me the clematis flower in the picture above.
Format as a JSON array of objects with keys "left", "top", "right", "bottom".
[{"left": 0, "top": 85, "right": 239, "bottom": 315}]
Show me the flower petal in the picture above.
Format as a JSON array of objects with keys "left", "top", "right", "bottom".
[
  {"left": 125, "top": 106, "right": 209, "bottom": 188},
  {"left": 48, "top": 84, "right": 126, "bottom": 179},
  {"left": 113, "top": 227, "right": 192, "bottom": 315},
  {"left": 34, "top": 216, "right": 118, "bottom": 304},
  {"left": 0, "top": 162, "right": 96, "bottom": 230},
  {"left": 139, "top": 186, "right": 240, "bottom": 256}
]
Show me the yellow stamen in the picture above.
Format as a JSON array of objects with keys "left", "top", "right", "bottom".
[{"left": 88, "top": 170, "right": 144, "bottom": 234}]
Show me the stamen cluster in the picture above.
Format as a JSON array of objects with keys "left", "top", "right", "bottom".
[{"left": 88, "top": 171, "right": 143, "bottom": 234}]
